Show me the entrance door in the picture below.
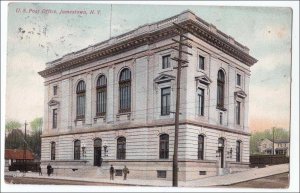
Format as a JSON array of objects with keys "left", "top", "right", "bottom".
[
  {"left": 94, "top": 138, "right": 102, "bottom": 166},
  {"left": 218, "top": 138, "right": 225, "bottom": 169},
  {"left": 219, "top": 147, "right": 224, "bottom": 168}
]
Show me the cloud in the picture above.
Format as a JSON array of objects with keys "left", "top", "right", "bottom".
[{"left": 254, "top": 24, "right": 290, "bottom": 42}]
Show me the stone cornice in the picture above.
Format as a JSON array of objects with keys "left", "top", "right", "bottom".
[
  {"left": 38, "top": 10, "right": 257, "bottom": 78},
  {"left": 41, "top": 119, "right": 250, "bottom": 138}
]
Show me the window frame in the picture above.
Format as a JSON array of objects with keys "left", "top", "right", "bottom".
[
  {"left": 198, "top": 55, "right": 205, "bottom": 70},
  {"left": 236, "top": 74, "right": 241, "bottom": 86},
  {"left": 236, "top": 101, "right": 241, "bottom": 125},
  {"left": 236, "top": 141, "right": 241, "bottom": 162},
  {"left": 198, "top": 135, "right": 205, "bottom": 160},
  {"left": 198, "top": 88, "right": 205, "bottom": 116},
  {"left": 159, "top": 134, "right": 169, "bottom": 159},
  {"left": 161, "top": 87, "right": 171, "bottom": 116},
  {"left": 116, "top": 137, "right": 126, "bottom": 160},
  {"left": 96, "top": 75, "right": 107, "bottom": 116},
  {"left": 162, "top": 54, "right": 171, "bottom": 69},
  {"left": 217, "top": 70, "right": 225, "bottom": 109},
  {"left": 219, "top": 112, "right": 223, "bottom": 125},
  {"left": 76, "top": 80, "right": 86, "bottom": 119},
  {"left": 119, "top": 69, "right": 131, "bottom": 113},
  {"left": 52, "top": 108, "right": 57, "bottom": 129},
  {"left": 53, "top": 85, "right": 58, "bottom": 96},
  {"left": 51, "top": 142, "right": 56, "bottom": 160},
  {"left": 74, "top": 140, "right": 81, "bottom": 160}
]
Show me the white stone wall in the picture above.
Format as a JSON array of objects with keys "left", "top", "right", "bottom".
[{"left": 41, "top": 29, "right": 252, "bottom": 181}]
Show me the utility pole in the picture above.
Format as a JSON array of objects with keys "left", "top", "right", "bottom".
[
  {"left": 23, "top": 121, "right": 27, "bottom": 173},
  {"left": 171, "top": 23, "right": 193, "bottom": 187},
  {"left": 272, "top": 127, "right": 275, "bottom": 155}
]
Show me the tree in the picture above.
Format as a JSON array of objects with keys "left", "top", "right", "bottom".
[
  {"left": 28, "top": 117, "right": 43, "bottom": 159},
  {"left": 250, "top": 127, "right": 289, "bottom": 155},
  {"left": 5, "top": 129, "right": 24, "bottom": 149},
  {"left": 30, "top": 117, "right": 43, "bottom": 133},
  {"left": 5, "top": 120, "right": 21, "bottom": 133}
]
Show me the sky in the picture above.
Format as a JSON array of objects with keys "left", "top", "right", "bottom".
[{"left": 4, "top": 2, "right": 292, "bottom": 132}]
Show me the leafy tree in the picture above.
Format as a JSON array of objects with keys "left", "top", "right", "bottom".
[
  {"left": 5, "top": 129, "right": 24, "bottom": 149},
  {"left": 5, "top": 120, "right": 21, "bottom": 133},
  {"left": 30, "top": 117, "right": 43, "bottom": 133},
  {"left": 28, "top": 117, "right": 43, "bottom": 159},
  {"left": 250, "top": 127, "right": 289, "bottom": 155}
]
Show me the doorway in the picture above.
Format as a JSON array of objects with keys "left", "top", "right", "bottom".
[
  {"left": 218, "top": 138, "right": 225, "bottom": 168},
  {"left": 94, "top": 138, "right": 102, "bottom": 167}
]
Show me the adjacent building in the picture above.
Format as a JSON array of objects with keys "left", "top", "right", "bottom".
[
  {"left": 259, "top": 138, "right": 289, "bottom": 156},
  {"left": 38, "top": 10, "right": 257, "bottom": 181}
]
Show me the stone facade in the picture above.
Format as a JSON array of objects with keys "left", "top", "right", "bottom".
[{"left": 39, "top": 10, "right": 257, "bottom": 181}]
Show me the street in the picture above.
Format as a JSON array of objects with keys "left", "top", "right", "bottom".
[
  {"left": 4, "top": 176, "right": 128, "bottom": 186},
  {"left": 229, "top": 172, "right": 289, "bottom": 188},
  {"left": 5, "top": 173, "right": 289, "bottom": 188}
]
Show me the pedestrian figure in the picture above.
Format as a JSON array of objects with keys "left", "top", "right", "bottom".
[
  {"left": 38, "top": 166, "right": 42, "bottom": 176},
  {"left": 47, "top": 163, "right": 52, "bottom": 177},
  {"left": 123, "top": 165, "right": 129, "bottom": 180},
  {"left": 109, "top": 165, "right": 115, "bottom": 180}
]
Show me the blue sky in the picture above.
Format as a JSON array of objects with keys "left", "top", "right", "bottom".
[{"left": 5, "top": 2, "right": 292, "bottom": 131}]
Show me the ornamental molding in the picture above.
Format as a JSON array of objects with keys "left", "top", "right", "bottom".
[
  {"left": 195, "top": 74, "right": 212, "bottom": 86},
  {"left": 48, "top": 99, "right": 60, "bottom": 106},
  {"left": 235, "top": 89, "right": 247, "bottom": 99},
  {"left": 38, "top": 11, "right": 257, "bottom": 78},
  {"left": 154, "top": 74, "right": 176, "bottom": 84}
]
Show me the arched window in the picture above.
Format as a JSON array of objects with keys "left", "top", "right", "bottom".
[
  {"left": 119, "top": 68, "right": 131, "bottom": 113},
  {"left": 51, "top": 142, "right": 56, "bottom": 160},
  {"left": 236, "top": 141, "right": 241, "bottom": 162},
  {"left": 117, "top": 137, "right": 126, "bottom": 159},
  {"left": 198, "top": 135, "right": 204, "bottom": 160},
  {"left": 217, "top": 70, "right": 225, "bottom": 108},
  {"left": 96, "top": 75, "right": 107, "bottom": 116},
  {"left": 74, "top": 140, "right": 81, "bottom": 160},
  {"left": 76, "top": 80, "right": 86, "bottom": 119},
  {"left": 159, "top": 134, "right": 169, "bottom": 159}
]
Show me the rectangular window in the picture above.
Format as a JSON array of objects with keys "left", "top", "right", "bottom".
[
  {"left": 236, "top": 141, "right": 241, "bottom": 162},
  {"left": 199, "top": 171, "right": 207, "bottom": 175},
  {"left": 115, "top": 170, "right": 123, "bottom": 176},
  {"left": 53, "top": 86, "right": 58, "bottom": 95},
  {"left": 198, "top": 88, "right": 205, "bottom": 116},
  {"left": 236, "top": 101, "right": 241, "bottom": 125},
  {"left": 76, "top": 94, "right": 85, "bottom": 119},
  {"left": 161, "top": 87, "right": 171, "bottom": 116},
  {"left": 237, "top": 74, "right": 241, "bottom": 86},
  {"left": 96, "top": 88, "right": 107, "bottom": 116},
  {"left": 52, "top": 109, "right": 57, "bottom": 129},
  {"left": 219, "top": 112, "right": 223, "bottom": 125},
  {"left": 157, "top": 170, "right": 167, "bottom": 178},
  {"left": 162, "top": 55, "right": 171, "bottom": 69},
  {"left": 199, "top": 55, "right": 205, "bottom": 70}
]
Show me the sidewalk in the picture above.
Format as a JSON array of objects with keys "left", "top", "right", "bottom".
[
  {"left": 5, "top": 164, "right": 289, "bottom": 187},
  {"left": 185, "top": 164, "right": 289, "bottom": 187}
]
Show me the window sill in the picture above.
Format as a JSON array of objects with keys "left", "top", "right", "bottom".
[
  {"left": 216, "top": 106, "right": 227, "bottom": 111},
  {"left": 75, "top": 117, "right": 85, "bottom": 122},
  {"left": 95, "top": 114, "right": 106, "bottom": 118}
]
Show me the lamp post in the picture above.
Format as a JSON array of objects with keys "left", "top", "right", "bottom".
[
  {"left": 103, "top": 145, "right": 108, "bottom": 157},
  {"left": 82, "top": 143, "right": 86, "bottom": 159}
]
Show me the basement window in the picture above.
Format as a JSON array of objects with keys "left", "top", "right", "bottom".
[
  {"left": 199, "top": 171, "right": 207, "bottom": 175},
  {"left": 157, "top": 170, "right": 167, "bottom": 178},
  {"left": 115, "top": 169, "right": 123, "bottom": 176}
]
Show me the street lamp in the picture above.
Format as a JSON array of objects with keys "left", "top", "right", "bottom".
[
  {"left": 103, "top": 145, "right": 108, "bottom": 157},
  {"left": 82, "top": 143, "right": 86, "bottom": 159}
]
